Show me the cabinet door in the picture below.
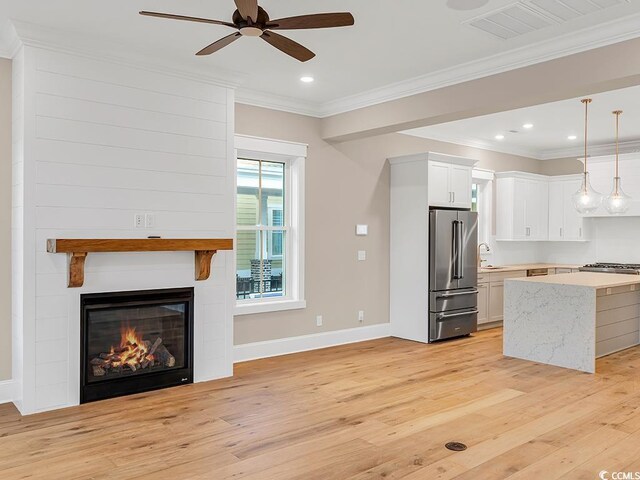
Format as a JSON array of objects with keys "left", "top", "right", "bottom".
[
  {"left": 526, "top": 180, "right": 548, "bottom": 240},
  {"left": 489, "top": 282, "right": 504, "bottom": 322},
  {"left": 477, "top": 282, "right": 490, "bottom": 325},
  {"left": 548, "top": 182, "right": 564, "bottom": 241},
  {"left": 428, "top": 161, "right": 451, "bottom": 207},
  {"left": 512, "top": 179, "right": 528, "bottom": 240},
  {"left": 450, "top": 165, "right": 472, "bottom": 208},
  {"left": 555, "top": 268, "right": 572, "bottom": 274},
  {"left": 563, "top": 180, "right": 583, "bottom": 240}
]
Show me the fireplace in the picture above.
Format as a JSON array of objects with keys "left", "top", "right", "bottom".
[{"left": 81, "top": 288, "right": 194, "bottom": 403}]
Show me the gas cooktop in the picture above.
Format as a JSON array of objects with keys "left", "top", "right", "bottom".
[{"left": 579, "top": 263, "right": 640, "bottom": 275}]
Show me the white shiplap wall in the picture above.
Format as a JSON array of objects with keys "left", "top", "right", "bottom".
[{"left": 13, "top": 46, "right": 235, "bottom": 414}]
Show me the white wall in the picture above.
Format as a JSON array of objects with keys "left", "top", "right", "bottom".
[
  {"left": 0, "top": 58, "right": 11, "bottom": 382},
  {"left": 12, "top": 46, "right": 235, "bottom": 414}
]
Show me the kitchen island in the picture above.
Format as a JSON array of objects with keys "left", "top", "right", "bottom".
[{"left": 503, "top": 272, "right": 640, "bottom": 373}]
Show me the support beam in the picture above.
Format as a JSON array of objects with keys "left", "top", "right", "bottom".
[{"left": 321, "top": 37, "right": 640, "bottom": 143}]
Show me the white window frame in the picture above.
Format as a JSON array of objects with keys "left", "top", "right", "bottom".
[
  {"left": 472, "top": 168, "right": 494, "bottom": 249},
  {"left": 234, "top": 134, "right": 306, "bottom": 316}
]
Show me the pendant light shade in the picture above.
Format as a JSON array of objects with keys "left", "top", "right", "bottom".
[
  {"left": 572, "top": 98, "right": 603, "bottom": 214},
  {"left": 604, "top": 110, "right": 631, "bottom": 214}
]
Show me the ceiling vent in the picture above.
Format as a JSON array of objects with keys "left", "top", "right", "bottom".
[{"left": 465, "top": 0, "right": 630, "bottom": 40}]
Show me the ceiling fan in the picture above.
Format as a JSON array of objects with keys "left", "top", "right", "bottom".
[{"left": 140, "top": 0, "right": 355, "bottom": 62}]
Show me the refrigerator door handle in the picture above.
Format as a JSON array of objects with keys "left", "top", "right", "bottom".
[{"left": 453, "top": 220, "right": 464, "bottom": 279}]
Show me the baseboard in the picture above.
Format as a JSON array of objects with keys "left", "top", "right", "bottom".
[
  {"left": 0, "top": 380, "right": 15, "bottom": 405},
  {"left": 233, "top": 323, "right": 391, "bottom": 363}
]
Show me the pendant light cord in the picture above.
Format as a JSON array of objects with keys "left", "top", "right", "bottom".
[
  {"left": 581, "top": 98, "right": 592, "bottom": 192},
  {"left": 613, "top": 110, "right": 622, "bottom": 195}
]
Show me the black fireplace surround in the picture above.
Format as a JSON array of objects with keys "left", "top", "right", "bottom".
[{"left": 81, "top": 287, "right": 194, "bottom": 403}]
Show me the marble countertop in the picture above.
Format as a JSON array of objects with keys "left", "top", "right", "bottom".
[
  {"left": 478, "top": 263, "right": 582, "bottom": 274},
  {"left": 507, "top": 271, "right": 640, "bottom": 289}
]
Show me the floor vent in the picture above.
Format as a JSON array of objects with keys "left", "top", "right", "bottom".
[
  {"left": 445, "top": 442, "right": 468, "bottom": 451},
  {"left": 466, "top": 0, "right": 630, "bottom": 40}
]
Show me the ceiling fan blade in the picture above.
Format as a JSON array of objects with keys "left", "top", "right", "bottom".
[
  {"left": 139, "top": 11, "right": 236, "bottom": 28},
  {"left": 234, "top": 0, "right": 259, "bottom": 22},
  {"left": 266, "top": 13, "right": 355, "bottom": 30},
  {"left": 196, "top": 33, "right": 242, "bottom": 56},
  {"left": 261, "top": 31, "right": 315, "bottom": 62}
]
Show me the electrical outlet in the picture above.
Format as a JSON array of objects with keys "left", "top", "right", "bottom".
[
  {"left": 358, "top": 310, "right": 364, "bottom": 323},
  {"left": 134, "top": 214, "right": 144, "bottom": 228},
  {"left": 316, "top": 315, "right": 323, "bottom": 327},
  {"left": 357, "top": 250, "right": 366, "bottom": 261},
  {"left": 606, "top": 288, "right": 612, "bottom": 295},
  {"left": 145, "top": 213, "right": 155, "bottom": 228},
  {"left": 631, "top": 285, "right": 636, "bottom": 292}
]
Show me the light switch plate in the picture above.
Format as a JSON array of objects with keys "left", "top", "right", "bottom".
[{"left": 356, "top": 224, "right": 368, "bottom": 236}]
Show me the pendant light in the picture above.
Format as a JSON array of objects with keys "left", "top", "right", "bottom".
[
  {"left": 572, "top": 98, "right": 603, "bottom": 214},
  {"left": 603, "top": 110, "right": 631, "bottom": 214}
]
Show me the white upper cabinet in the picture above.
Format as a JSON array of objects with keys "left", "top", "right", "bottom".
[
  {"left": 427, "top": 153, "right": 475, "bottom": 209},
  {"left": 428, "top": 161, "right": 452, "bottom": 207},
  {"left": 496, "top": 172, "right": 548, "bottom": 241},
  {"left": 548, "top": 175, "right": 588, "bottom": 241}
]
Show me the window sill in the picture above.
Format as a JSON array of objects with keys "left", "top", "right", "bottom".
[{"left": 234, "top": 299, "right": 307, "bottom": 316}]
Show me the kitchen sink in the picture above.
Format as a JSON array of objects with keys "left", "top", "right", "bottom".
[{"left": 481, "top": 265, "right": 505, "bottom": 270}]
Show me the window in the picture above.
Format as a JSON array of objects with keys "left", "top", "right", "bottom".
[
  {"left": 472, "top": 169, "right": 494, "bottom": 247},
  {"left": 235, "top": 135, "right": 306, "bottom": 315}
]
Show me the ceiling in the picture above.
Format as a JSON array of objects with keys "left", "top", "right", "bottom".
[
  {"left": 402, "top": 84, "right": 640, "bottom": 160},
  {"left": 1, "top": 0, "right": 640, "bottom": 117}
]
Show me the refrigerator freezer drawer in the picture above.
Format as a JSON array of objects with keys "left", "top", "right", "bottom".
[
  {"left": 430, "top": 288, "right": 478, "bottom": 313},
  {"left": 429, "top": 309, "right": 478, "bottom": 342}
]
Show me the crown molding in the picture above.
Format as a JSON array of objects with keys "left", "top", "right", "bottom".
[
  {"left": 235, "top": 88, "right": 323, "bottom": 118},
  {"left": 400, "top": 130, "right": 542, "bottom": 160},
  {"left": 3, "top": 20, "right": 248, "bottom": 89},
  {"left": 540, "top": 139, "right": 640, "bottom": 160},
  {"left": 235, "top": 12, "right": 640, "bottom": 118}
]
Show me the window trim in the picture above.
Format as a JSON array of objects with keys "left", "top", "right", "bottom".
[
  {"left": 472, "top": 168, "right": 495, "bottom": 249},
  {"left": 234, "top": 135, "right": 307, "bottom": 316}
]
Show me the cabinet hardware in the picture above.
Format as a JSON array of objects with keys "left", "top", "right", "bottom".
[
  {"left": 560, "top": 228, "right": 562, "bottom": 237},
  {"left": 437, "top": 310, "right": 479, "bottom": 320},
  {"left": 436, "top": 289, "right": 478, "bottom": 298}
]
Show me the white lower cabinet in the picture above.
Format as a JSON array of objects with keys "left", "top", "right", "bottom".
[
  {"left": 477, "top": 282, "right": 490, "bottom": 324},
  {"left": 489, "top": 282, "right": 504, "bottom": 323},
  {"left": 478, "top": 270, "right": 526, "bottom": 327}
]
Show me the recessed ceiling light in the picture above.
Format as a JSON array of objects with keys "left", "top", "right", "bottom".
[
  {"left": 300, "top": 76, "right": 314, "bottom": 83},
  {"left": 495, "top": 134, "right": 505, "bottom": 140},
  {"left": 568, "top": 135, "right": 577, "bottom": 140},
  {"left": 522, "top": 123, "right": 534, "bottom": 129}
]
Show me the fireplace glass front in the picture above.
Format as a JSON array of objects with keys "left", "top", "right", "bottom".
[{"left": 81, "top": 288, "right": 194, "bottom": 403}]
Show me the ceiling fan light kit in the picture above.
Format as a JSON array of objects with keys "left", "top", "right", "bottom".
[{"left": 140, "top": 0, "right": 354, "bottom": 62}]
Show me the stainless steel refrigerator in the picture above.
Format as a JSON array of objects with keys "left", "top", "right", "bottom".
[{"left": 428, "top": 209, "right": 478, "bottom": 342}]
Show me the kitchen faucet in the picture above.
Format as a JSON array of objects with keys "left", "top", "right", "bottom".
[{"left": 477, "top": 242, "right": 491, "bottom": 269}]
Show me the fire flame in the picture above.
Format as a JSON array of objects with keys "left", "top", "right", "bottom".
[{"left": 109, "top": 326, "right": 154, "bottom": 369}]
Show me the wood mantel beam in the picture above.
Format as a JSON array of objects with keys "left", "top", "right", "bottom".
[{"left": 47, "top": 238, "right": 234, "bottom": 288}]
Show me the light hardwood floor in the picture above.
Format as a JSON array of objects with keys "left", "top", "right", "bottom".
[{"left": 1, "top": 328, "right": 640, "bottom": 479}]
